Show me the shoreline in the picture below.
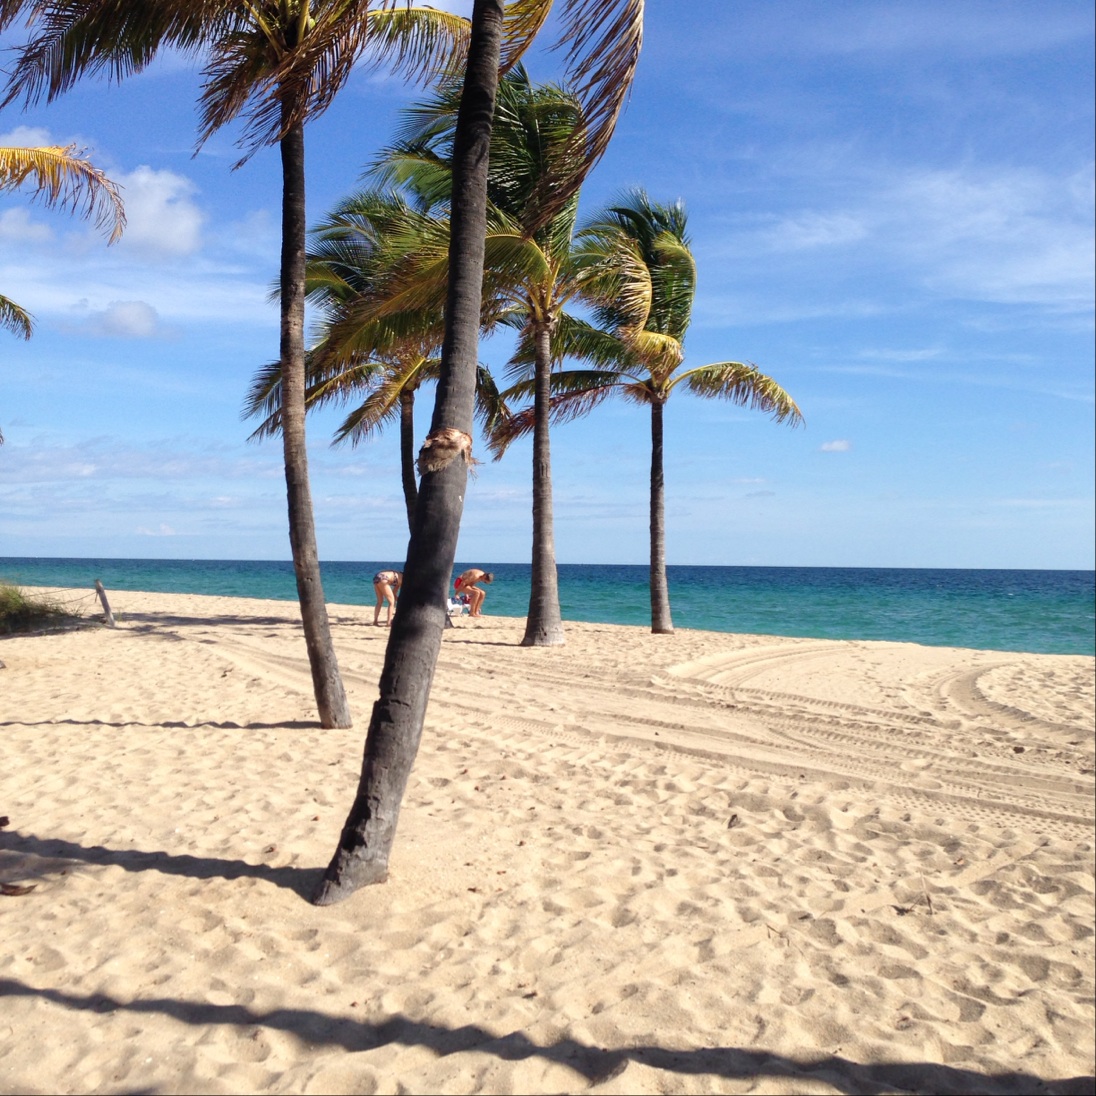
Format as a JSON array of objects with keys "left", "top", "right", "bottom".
[
  {"left": 2, "top": 588, "right": 1094, "bottom": 1094},
  {"left": 9, "top": 579, "right": 1095, "bottom": 658}
]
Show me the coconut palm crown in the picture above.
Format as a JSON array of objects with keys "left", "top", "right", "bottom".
[
  {"left": 243, "top": 187, "right": 508, "bottom": 533},
  {"left": 493, "top": 188, "right": 804, "bottom": 634}
]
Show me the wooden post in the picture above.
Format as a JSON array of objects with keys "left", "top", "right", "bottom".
[{"left": 94, "top": 580, "right": 115, "bottom": 628}]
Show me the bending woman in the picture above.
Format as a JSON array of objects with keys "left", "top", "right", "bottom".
[{"left": 372, "top": 569, "right": 402, "bottom": 626}]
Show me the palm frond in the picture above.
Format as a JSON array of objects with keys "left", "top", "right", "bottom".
[
  {"left": 489, "top": 366, "right": 624, "bottom": 457},
  {"left": 506, "top": 312, "right": 633, "bottom": 378},
  {"left": 0, "top": 143, "right": 125, "bottom": 242},
  {"left": 358, "top": 5, "right": 471, "bottom": 83},
  {"left": 1, "top": 0, "right": 221, "bottom": 108},
  {"left": 0, "top": 292, "right": 34, "bottom": 339},
  {"left": 678, "top": 361, "right": 804, "bottom": 425},
  {"left": 498, "top": 0, "right": 554, "bottom": 75},
  {"left": 473, "top": 362, "right": 511, "bottom": 437},
  {"left": 332, "top": 352, "right": 432, "bottom": 445},
  {"left": 524, "top": 0, "right": 644, "bottom": 232},
  {"left": 5, "top": 2, "right": 470, "bottom": 162}
]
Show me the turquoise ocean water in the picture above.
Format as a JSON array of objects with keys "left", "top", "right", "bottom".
[{"left": 2, "top": 557, "right": 1092, "bottom": 656}]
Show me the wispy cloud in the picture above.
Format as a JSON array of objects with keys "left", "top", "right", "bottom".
[
  {"left": 714, "top": 1, "right": 1093, "bottom": 60},
  {"left": 820, "top": 440, "right": 851, "bottom": 452},
  {"left": 705, "top": 162, "right": 1094, "bottom": 319},
  {"left": 0, "top": 437, "right": 283, "bottom": 485}
]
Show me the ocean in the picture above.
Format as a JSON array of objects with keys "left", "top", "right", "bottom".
[{"left": 2, "top": 557, "right": 1092, "bottom": 656}]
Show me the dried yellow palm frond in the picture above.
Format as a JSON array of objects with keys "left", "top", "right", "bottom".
[
  {"left": 622, "top": 328, "right": 683, "bottom": 381},
  {"left": 0, "top": 143, "right": 125, "bottom": 242}
]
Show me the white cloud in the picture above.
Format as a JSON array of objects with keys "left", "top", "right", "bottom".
[
  {"left": 82, "top": 300, "right": 167, "bottom": 338},
  {"left": 136, "top": 523, "right": 177, "bottom": 536},
  {"left": 114, "top": 165, "right": 205, "bottom": 258},
  {"left": 0, "top": 207, "right": 53, "bottom": 243},
  {"left": 0, "top": 125, "right": 54, "bottom": 147},
  {"left": 820, "top": 440, "right": 851, "bottom": 452}
]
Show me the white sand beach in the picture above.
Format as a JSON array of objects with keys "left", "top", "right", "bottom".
[{"left": 1, "top": 588, "right": 1093, "bottom": 1095}]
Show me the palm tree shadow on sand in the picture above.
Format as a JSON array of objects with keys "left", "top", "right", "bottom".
[
  {"left": 0, "top": 976, "right": 1087, "bottom": 1096},
  {"left": 0, "top": 830, "right": 322, "bottom": 900}
]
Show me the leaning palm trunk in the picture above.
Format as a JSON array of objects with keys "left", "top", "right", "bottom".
[
  {"left": 279, "top": 113, "right": 352, "bottom": 728},
  {"left": 522, "top": 321, "right": 565, "bottom": 646},
  {"left": 398, "top": 388, "right": 419, "bottom": 532},
  {"left": 649, "top": 396, "right": 672, "bottom": 633},
  {"left": 312, "top": 0, "right": 505, "bottom": 904}
]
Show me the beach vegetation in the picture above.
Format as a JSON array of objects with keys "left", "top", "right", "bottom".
[
  {"left": 312, "top": 0, "right": 644, "bottom": 906},
  {"left": 1, "top": 0, "right": 475, "bottom": 729},
  {"left": 0, "top": 583, "right": 82, "bottom": 635},
  {"left": 493, "top": 188, "right": 803, "bottom": 633}
]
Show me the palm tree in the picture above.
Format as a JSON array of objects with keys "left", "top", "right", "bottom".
[
  {"left": 336, "top": 67, "right": 592, "bottom": 646},
  {"left": 1, "top": 0, "right": 472, "bottom": 728},
  {"left": 1, "top": 141, "right": 125, "bottom": 444},
  {"left": 313, "top": 0, "right": 644, "bottom": 905},
  {"left": 0, "top": 142, "right": 125, "bottom": 339},
  {"left": 494, "top": 189, "right": 803, "bottom": 634},
  {"left": 244, "top": 188, "right": 507, "bottom": 533}
]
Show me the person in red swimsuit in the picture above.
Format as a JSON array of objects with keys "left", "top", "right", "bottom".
[{"left": 453, "top": 569, "right": 494, "bottom": 617}]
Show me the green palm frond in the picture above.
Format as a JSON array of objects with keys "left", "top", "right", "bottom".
[
  {"left": 506, "top": 313, "right": 633, "bottom": 378},
  {"left": 201, "top": 3, "right": 471, "bottom": 160},
  {"left": 474, "top": 362, "right": 511, "bottom": 437},
  {"left": 490, "top": 366, "right": 626, "bottom": 456},
  {"left": 573, "top": 231, "right": 652, "bottom": 334},
  {"left": 510, "top": 0, "right": 643, "bottom": 232},
  {"left": 243, "top": 358, "right": 286, "bottom": 435},
  {"left": 333, "top": 350, "right": 436, "bottom": 445},
  {"left": 0, "top": 293, "right": 34, "bottom": 339},
  {"left": 360, "top": 6, "right": 471, "bottom": 82},
  {"left": 679, "top": 362, "right": 804, "bottom": 425}
]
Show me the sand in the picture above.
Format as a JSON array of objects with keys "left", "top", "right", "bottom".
[{"left": 1, "top": 587, "right": 1093, "bottom": 1095}]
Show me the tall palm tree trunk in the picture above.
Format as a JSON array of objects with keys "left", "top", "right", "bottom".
[
  {"left": 399, "top": 388, "right": 418, "bottom": 533},
  {"left": 649, "top": 396, "right": 673, "bottom": 634},
  {"left": 312, "top": 0, "right": 505, "bottom": 905},
  {"left": 279, "top": 111, "right": 352, "bottom": 728},
  {"left": 521, "top": 321, "right": 565, "bottom": 646}
]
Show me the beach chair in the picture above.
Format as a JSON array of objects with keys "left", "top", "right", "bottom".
[{"left": 447, "top": 597, "right": 469, "bottom": 617}]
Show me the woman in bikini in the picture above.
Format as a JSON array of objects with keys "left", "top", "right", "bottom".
[
  {"left": 453, "top": 568, "right": 494, "bottom": 617},
  {"left": 372, "top": 569, "right": 402, "bottom": 626}
]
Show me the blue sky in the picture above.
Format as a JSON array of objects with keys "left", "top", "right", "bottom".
[{"left": 1, "top": 1, "right": 1093, "bottom": 568}]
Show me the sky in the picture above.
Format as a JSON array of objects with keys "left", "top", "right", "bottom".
[{"left": 1, "top": 0, "right": 1093, "bottom": 569}]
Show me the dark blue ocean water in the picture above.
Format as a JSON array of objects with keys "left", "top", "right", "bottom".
[{"left": 1, "top": 557, "right": 1092, "bottom": 656}]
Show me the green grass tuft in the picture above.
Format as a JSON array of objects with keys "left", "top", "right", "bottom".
[{"left": 0, "top": 583, "right": 84, "bottom": 635}]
